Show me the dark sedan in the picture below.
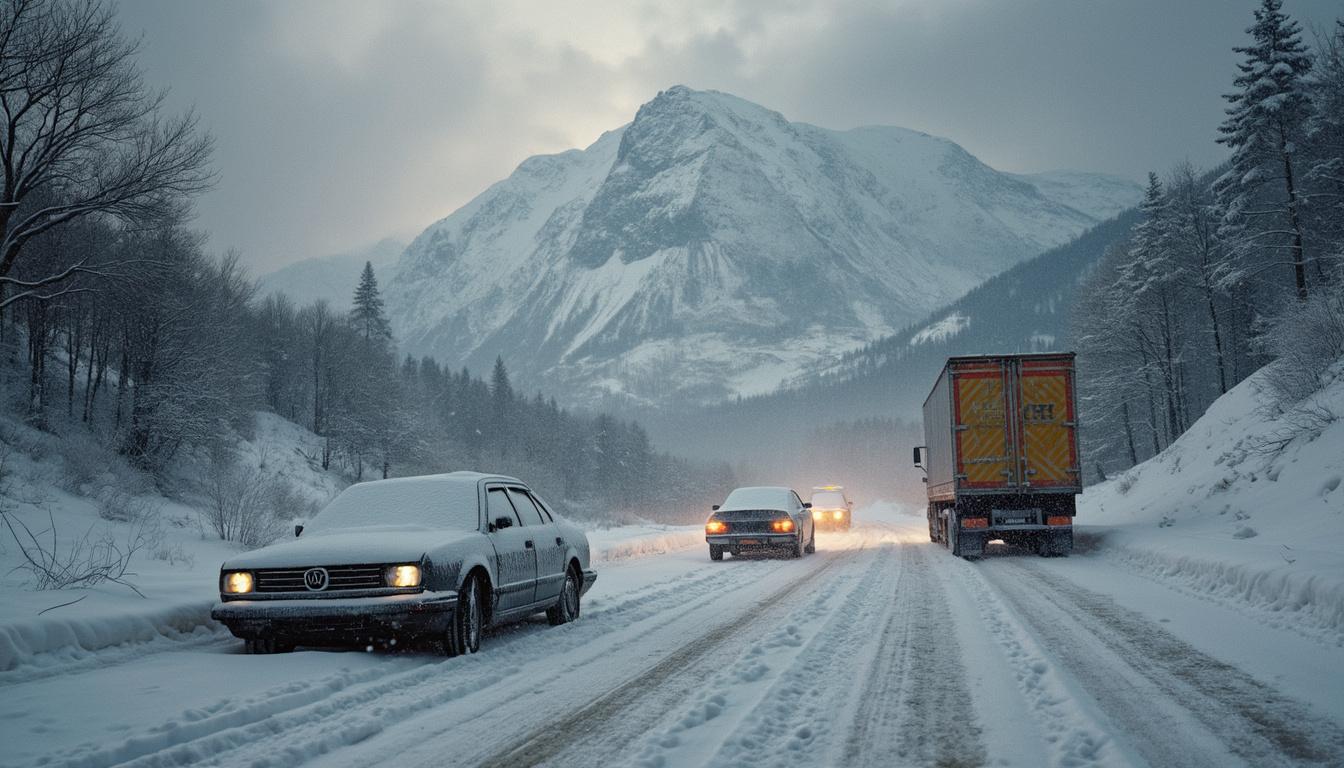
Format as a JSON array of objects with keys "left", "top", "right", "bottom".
[{"left": 704, "top": 486, "right": 816, "bottom": 560}]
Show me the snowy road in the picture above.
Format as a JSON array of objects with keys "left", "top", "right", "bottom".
[{"left": 4, "top": 514, "right": 1343, "bottom": 768}]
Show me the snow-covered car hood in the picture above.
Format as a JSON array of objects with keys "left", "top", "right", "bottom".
[{"left": 221, "top": 527, "right": 479, "bottom": 569}]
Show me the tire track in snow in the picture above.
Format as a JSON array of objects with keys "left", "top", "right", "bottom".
[
  {"left": 474, "top": 545, "right": 859, "bottom": 768},
  {"left": 988, "top": 557, "right": 1344, "bottom": 768},
  {"left": 34, "top": 552, "right": 796, "bottom": 768},
  {"left": 838, "top": 543, "right": 985, "bottom": 768}
]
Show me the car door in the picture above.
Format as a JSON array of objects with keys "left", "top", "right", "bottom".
[
  {"left": 485, "top": 486, "right": 537, "bottom": 612},
  {"left": 508, "top": 487, "right": 564, "bottom": 604}
]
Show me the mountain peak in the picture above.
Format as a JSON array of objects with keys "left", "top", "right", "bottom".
[{"left": 386, "top": 88, "right": 1141, "bottom": 409}]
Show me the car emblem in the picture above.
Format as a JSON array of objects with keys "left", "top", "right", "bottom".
[{"left": 303, "top": 567, "right": 329, "bottom": 591}]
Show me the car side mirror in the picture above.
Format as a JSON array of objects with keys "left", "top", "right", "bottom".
[
  {"left": 802, "top": 502, "right": 812, "bottom": 509},
  {"left": 712, "top": 504, "right": 720, "bottom": 511},
  {"left": 914, "top": 445, "right": 927, "bottom": 468},
  {"left": 493, "top": 516, "right": 514, "bottom": 531},
  {"left": 294, "top": 524, "right": 304, "bottom": 538}
]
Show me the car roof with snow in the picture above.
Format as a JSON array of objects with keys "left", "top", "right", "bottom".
[
  {"left": 719, "top": 486, "right": 796, "bottom": 512},
  {"left": 310, "top": 471, "right": 523, "bottom": 533}
]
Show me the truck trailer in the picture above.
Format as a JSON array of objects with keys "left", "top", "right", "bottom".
[{"left": 915, "top": 353, "right": 1080, "bottom": 558}]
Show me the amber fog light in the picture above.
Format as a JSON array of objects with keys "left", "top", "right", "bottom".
[
  {"left": 385, "top": 564, "right": 422, "bottom": 588},
  {"left": 223, "top": 571, "right": 253, "bottom": 594}
]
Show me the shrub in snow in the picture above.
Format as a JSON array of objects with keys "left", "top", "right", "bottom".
[
  {"left": 199, "top": 445, "right": 298, "bottom": 548},
  {"left": 1259, "top": 292, "right": 1344, "bottom": 410}
]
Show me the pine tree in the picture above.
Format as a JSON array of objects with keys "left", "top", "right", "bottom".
[
  {"left": 490, "top": 356, "right": 513, "bottom": 453},
  {"left": 350, "top": 261, "right": 392, "bottom": 343},
  {"left": 1304, "top": 20, "right": 1344, "bottom": 276},
  {"left": 1214, "top": 0, "right": 1315, "bottom": 300}
]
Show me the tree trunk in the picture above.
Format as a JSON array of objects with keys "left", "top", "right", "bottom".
[{"left": 1280, "top": 131, "right": 1309, "bottom": 300}]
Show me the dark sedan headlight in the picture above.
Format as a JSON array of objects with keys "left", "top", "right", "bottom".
[
  {"left": 384, "top": 564, "right": 422, "bottom": 588},
  {"left": 222, "top": 571, "right": 254, "bottom": 594}
]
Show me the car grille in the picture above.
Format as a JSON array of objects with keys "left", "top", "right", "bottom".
[{"left": 254, "top": 564, "right": 384, "bottom": 593}]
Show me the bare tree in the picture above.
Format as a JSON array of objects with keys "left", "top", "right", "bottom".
[{"left": 0, "top": 0, "right": 214, "bottom": 309}]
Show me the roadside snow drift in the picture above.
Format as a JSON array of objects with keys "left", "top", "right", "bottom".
[{"left": 1082, "top": 362, "right": 1344, "bottom": 644}]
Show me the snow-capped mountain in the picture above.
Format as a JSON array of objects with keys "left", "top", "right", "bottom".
[{"left": 387, "top": 86, "right": 1140, "bottom": 407}]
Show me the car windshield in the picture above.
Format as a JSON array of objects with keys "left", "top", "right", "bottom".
[
  {"left": 811, "top": 491, "right": 845, "bottom": 508},
  {"left": 308, "top": 477, "right": 481, "bottom": 533}
]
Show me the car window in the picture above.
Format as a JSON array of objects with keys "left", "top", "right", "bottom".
[
  {"left": 487, "top": 487, "right": 521, "bottom": 526},
  {"left": 530, "top": 493, "right": 556, "bottom": 522},
  {"left": 507, "top": 488, "right": 547, "bottom": 526},
  {"left": 792, "top": 491, "right": 804, "bottom": 510},
  {"left": 811, "top": 491, "right": 846, "bottom": 508}
]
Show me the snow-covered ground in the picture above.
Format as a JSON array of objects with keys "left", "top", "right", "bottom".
[{"left": 4, "top": 368, "right": 1344, "bottom": 767}]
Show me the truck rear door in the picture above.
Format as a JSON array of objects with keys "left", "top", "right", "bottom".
[
  {"left": 1016, "top": 358, "right": 1078, "bottom": 489},
  {"left": 953, "top": 359, "right": 1015, "bottom": 489}
]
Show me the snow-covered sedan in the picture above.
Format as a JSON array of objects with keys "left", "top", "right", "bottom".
[
  {"left": 211, "top": 472, "right": 596, "bottom": 655},
  {"left": 704, "top": 486, "right": 816, "bottom": 560}
]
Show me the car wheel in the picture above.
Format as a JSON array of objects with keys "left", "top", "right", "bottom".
[
  {"left": 790, "top": 532, "right": 804, "bottom": 558},
  {"left": 547, "top": 566, "right": 581, "bottom": 626},
  {"left": 804, "top": 527, "right": 815, "bottom": 554},
  {"left": 709, "top": 544, "right": 724, "bottom": 561},
  {"left": 446, "top": 573, "right": 484, "bottom": 656}
]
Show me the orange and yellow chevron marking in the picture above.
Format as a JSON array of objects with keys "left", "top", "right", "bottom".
[
  {"left": 956, "top": 375, "right": 1010, "bottom": 485},
  {"left": 1020, "top": 373, "right": 1074, "bottom": 486}
]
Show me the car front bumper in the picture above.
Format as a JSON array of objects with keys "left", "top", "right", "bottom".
[
  {"left": 706, "top": 533, "right": 797, "bottom": 548},
  {"left": 211, "top": 591, "right": 458, "bottom": 643}
]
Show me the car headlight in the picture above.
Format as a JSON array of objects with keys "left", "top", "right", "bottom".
[
  {"left": 385, "top": 564, "right": 422, "bottom": 588},
  {"left": 811, "top": 509, "right": 823, "bottom": 520},
  {"left": 705, "top": 520, "right": 728, "bottom": 534},
  {"left": 833, "top": 510, "right": 845, "bottom": 520},
  {"left": 223, "top": 571, "right": 253, "bottom": 594}
]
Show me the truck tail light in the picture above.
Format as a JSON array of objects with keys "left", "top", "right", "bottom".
[
  {"left": 960, "top": 517, "right": 988, "bottom": 529},
  {"left": 1047, "top": 516, "right": 1072, "bottom": 526}
]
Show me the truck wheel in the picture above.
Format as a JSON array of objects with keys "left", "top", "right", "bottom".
[{"left": 709, "top": 544, "right": 724, "bottom": 561}]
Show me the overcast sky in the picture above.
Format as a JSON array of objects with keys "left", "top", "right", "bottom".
[{"left": 116, "top": 0, "right": 1342, "bottom": 273}]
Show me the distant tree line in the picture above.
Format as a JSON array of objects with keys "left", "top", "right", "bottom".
[
  {"left": 0, "top": 0, "right": 729, "bottom": 523},
  {"left": 1074, "top": 2, "right": 1344, "bottom": 477}
]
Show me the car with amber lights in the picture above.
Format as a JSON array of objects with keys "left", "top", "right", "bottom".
[
  {"left": 809, "top": 485, "right": 853, "bottom": 531},
  {"left": 704, "top": 486, "right": 816, "bottom": 561},
  {"left": 211, "top": 472, "right": 595, "bottom": 655}
]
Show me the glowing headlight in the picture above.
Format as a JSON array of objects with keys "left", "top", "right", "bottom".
[
  {"left": 811, "top": 510, "right": 823, "bottom": 520},
  {"left": 385, "top": 564, "right": 422, "bottom": 588},
  {"left": 833, "top": 510, "right": 844, "bottom": 520},
  {"left": 706, "top": 520, "right": 728, "bottom": 534},
  {"left": 223, "top": 571, "right": 253, "bottom": 594}
]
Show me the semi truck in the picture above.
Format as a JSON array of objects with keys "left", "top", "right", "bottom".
[{"left": 914, "top": 353, "right": 1080, "bottom": 558}]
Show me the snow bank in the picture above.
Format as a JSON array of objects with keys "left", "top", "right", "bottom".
[
  {"left": 1082, "top": 363, "right": 1344, "bottom": 644},
  {"left": 0, "top": 598, "right": 219, "bottom": 676},
  {"left": 586, "top": 524, "right": 705, "bottom": 562}
]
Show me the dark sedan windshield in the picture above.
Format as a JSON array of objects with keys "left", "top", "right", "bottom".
[{"left": 309, "top": 478, "right": 481, "bottom": 533}]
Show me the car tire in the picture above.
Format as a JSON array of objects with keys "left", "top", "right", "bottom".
[
  {"left": 709, "top": 544, "right": 724, "bottom": 561},
  {"left": 547, "top": 566, "right": 581, "bottom": 626},
  {"left": 790, "top": 532, "right": 804, "bottom": 558},
  {"left": 446, "top": 573, "right": 484, "bottom": 657},
  {"left": 804, "top": 527, "right": 815, "bottom": 554}
]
